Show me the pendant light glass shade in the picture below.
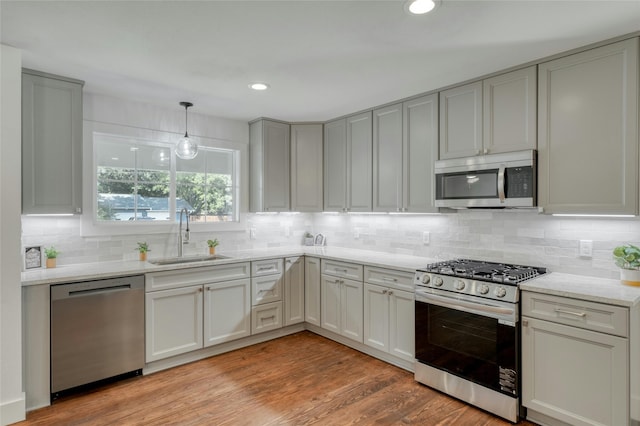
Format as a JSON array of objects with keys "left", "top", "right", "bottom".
[{"left": 175, "top": 101, "right": 198, "bottom": 160}]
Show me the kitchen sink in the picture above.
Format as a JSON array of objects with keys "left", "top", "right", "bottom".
[{"left": 148, "top": 254, "right": 230, "bottom": 265}]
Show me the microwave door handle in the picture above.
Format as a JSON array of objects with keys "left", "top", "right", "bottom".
[{"left": 497, "top": 165, "right": 506, "bottom": 203}]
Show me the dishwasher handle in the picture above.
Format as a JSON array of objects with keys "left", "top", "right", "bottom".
[{"left": 51, "top": 275, "right": 144, "bottom": 301}]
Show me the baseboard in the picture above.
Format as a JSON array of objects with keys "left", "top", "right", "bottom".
[{"left": 0, "top": 393, "right": 26, "bottom": 426}]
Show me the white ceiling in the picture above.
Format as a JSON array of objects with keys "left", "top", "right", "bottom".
[{"left": 1, "top": 1, "right": 639, "bottom": 122}]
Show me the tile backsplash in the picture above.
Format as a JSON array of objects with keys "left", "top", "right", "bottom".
[{"left": 22, "top": 210, "right": 640, "bottom": 279}]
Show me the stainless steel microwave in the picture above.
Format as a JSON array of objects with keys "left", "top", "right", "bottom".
[{"left": 435, "top": 150, "right": 536, "bottom": 208}]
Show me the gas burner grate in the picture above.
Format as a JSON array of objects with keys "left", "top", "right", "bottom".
[{"left": 421, "top": 259, "right": 546, "bottom": 284}]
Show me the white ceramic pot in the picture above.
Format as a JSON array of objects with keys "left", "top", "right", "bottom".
[{"left": 620, "top": 268, "right": 640, "bottom": 286}]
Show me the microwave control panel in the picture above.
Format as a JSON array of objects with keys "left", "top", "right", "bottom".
[{"left": 505, "top": 166, "right": 533, "bottom": 198}]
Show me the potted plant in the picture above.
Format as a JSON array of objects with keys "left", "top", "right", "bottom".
[
  {"left": 304, "top": 232, "right": 314, "bottom": 246},
  {"left": 136, "top": 242, "right": 149, "bottom": 261},
  {"left": 613, "top": 243, "right": 640, "bottom": 286},
  {"left": 44, "top": 246, "right": 59, "bottom": 269},
  {"left": 207, "top": 238, "right": 219, "bottom": 255}
]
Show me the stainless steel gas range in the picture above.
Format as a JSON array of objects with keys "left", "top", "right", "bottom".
[{"left": 414, "top": 259, "right": 547, "bottom": 423}]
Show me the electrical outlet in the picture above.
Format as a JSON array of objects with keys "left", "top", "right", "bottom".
[
  {"left": 250, "top": 228, "right": 257, "bottom": 240},
  {"left": 422, "top": 231, "right": 430, "bottom": 245},
  {"left": 579, "top": 240, "right": 593, "bottom": 258},
  {"left": 353, "top": 228, "right": 360, "bottom": 239}
]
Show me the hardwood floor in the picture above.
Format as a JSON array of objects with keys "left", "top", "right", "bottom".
[{"left": 18, "top": 332, "right": 536, "bottom": 425}]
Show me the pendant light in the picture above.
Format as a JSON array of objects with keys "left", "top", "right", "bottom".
[{"left": 175, "top": 101, "right": 198, "bottom": 160}]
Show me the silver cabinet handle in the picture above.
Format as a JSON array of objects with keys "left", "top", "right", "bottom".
[
  {"left": 388, "top": 290, "right": 394, "bottom": 296},
  {"left": 382, "top": 289, "right": 388, "bottom": 295},
  {"left": 522, "top": 319, "right": 528, "bottom": 327},
  {"left": 261, "top": 315, "right": 276, "bottom": 321},
  {"left": 555, "top": 308, "right": 586, "bottom": 318},
  {"left": 382, "top": 277, "right": 398, "bottom": 282}
]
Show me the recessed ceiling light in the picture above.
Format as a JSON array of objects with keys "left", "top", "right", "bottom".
[
  {"left": 405, "top": 0, "right": 438, "bottom": 15},
  {"left": 249, "top": 82, "right": 270, "bottom": 91}
]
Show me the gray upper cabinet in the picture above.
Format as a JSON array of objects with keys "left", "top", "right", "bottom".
[
  {"left": 403, "top": 94, "right": 439, "bottom": 213},
  {"left": 373, "top": 103, "right": 403, "bottom": 212},
  {"left": 439, "top": 66, "right": 537, "bottom": 160},
  {"left": 373, "top": 94, "right": 439, "bottom": 213},
  {"left": 439, "top": 81, "right": 482, "bottom": 159},
  {"left": 324, "top": 112, "right": 372, "bottom": 212},
  {"left": 483, "top": 66, "right": 537, "bottom": 154},
  {"left": 290, "top": 124, "right": 323, "bottom": 212},
  {"left": 22, "top": 69, "right": 83, "bottom": 214},
  {"left": 538, "top": 37, "right": 638, "bottom": 215},
  {"left": 249, "top": 119, "right": 291, "bottom": 212}
]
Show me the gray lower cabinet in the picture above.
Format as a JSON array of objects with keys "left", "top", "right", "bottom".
[
  {"left": 251, "top": 258, "right": 284, "bottom": 334},
  {"left": 304, "top": 256, "right": 321, "bottom": 326},
  {"left": 320, "top": 259, "right": 364, "bottom": 342},
  {"left": 249, "top": 119, "right": 291, "bottom": 212},
  {"left": 537, "top": 37, "right": 639, "bottom": 215},
  {"left": 284, "top": 256, "right": 305, "bottom": 326},
  {"left": 22, "top": 69, "right": 83, "bottom": 214},
  {"left": 522, "top": 291, "right": 629, "bottom": 426}
]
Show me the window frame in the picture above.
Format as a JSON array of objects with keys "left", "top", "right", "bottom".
[{"left": 81, "top": 121, "right": 248, "bottom": 237}]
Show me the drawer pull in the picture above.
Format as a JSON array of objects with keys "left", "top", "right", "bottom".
[
  {"left": 382, "top": 289, "right": 388, "bottom": 295},
  {"left": 261, "top": 315, "right": 276, "bottom": 321},
  {"left": 555, "top": 308, "right": 586, "bottom": 318},
  {"left": 382, "top": 277, "right": 398, "bottom": 282},
  {"left": 257, "top": 266, "right": 276, "bottom": 271}
]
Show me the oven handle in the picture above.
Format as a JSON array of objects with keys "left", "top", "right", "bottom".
[{"left": 416, "top": 292, "right": 517, "bottom": 323}]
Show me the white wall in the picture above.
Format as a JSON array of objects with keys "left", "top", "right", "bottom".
[{"left": 0, "top": 44, "right": 26, "bottom": 425}]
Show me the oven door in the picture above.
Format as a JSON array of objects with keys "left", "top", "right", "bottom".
[{"left": 415, "top": 289, "right": 519, "bottom": 396}]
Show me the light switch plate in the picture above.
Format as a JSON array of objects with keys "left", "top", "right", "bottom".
[
  {"left": 422, "top": 231, "right": 430, "bottom": 245},
  {"left": 579, "top": 240, "right": 593, "bottom": 258}
]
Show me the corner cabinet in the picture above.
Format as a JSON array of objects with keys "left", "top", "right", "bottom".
[
  {"left": 22, "top": 69, "right": 83, "bottom": 214},
  {"left": 538, "top": 37, "right": 639, "bottom": 215},
  {"left": 522, "top": 291, "right": 629, "bottom": 426},
  {"left": 284, "top": 256, "right": 305, "bottom": 326},
  {"left": 249, "top": 119, "right": 290, "bottom": 212},
  {"left": 290, "top": 124, "right": 323, "bottom": 212},
  {"left": 324, "top": 112, "right": 372, "bottom": 212}
]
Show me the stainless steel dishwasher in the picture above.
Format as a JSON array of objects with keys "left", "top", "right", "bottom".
[{"left": 50, "top": 275, "right": 145, "bottom": 399}]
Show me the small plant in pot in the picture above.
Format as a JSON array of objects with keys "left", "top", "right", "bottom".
[
  {"left": 207, "top": 238, "right": 219, "bottom": 255},
  {"left": 136, "top": 242, "right": 149, "bottom": 261},
  {"left": 613, "top": 243, "right": 640, "bottom": 286},
  {"left": 44, "top": 246, "right": 59, "bottom": 269}
]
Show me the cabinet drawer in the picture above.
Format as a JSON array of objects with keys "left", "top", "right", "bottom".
[
  {"left": 364, "top": 266, "right": 414, "bottom": 292},
  {"left": 251, "top": 301, "right": 283, "bottom": 334},
  {"left": 251, "top": 258, "right": 283, "bottom": 277},
  {"left": 146, "top": 262, "right": 250, "bottom": 292},
  {"left": 522, "top": 292, "right": 628, "bottom": 337},
  {"left": 251, "top": 274, "right": 283, "bottom": 305},
  {"left": 321, "top": 259, "right": 363, "bottom": 281}
]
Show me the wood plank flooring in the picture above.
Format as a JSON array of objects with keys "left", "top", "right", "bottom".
[{"left": 18, "top": 332, "right": 536, "bottom": 425}]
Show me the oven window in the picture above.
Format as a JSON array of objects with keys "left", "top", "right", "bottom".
[
  {"left": 415, "top": 301, "right": 517, "bottom": 395},
  {"left": 436, "top": 169, "right": 498, "bottom": 199}
]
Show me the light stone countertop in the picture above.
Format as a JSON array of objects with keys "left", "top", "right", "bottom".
[
  {"left": 21, "top": 246, "right": 433, "bottom": 287},
  {"left": 520, "top": 272, "right": 640, "bottom": 307}
]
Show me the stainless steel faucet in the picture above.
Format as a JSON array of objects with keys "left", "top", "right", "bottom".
[{"left": 178, "top": 208, "right": 190, "bottom": 257}]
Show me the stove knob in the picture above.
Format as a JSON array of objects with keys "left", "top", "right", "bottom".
[
  {"left": 479, "top": 284, "right": 490, "bottom": 295},
  {"left": 494, "top": 286, "right": 507, "bottom": 298},
  {"left": 420, "top": 274, "right": 430, "bottom": 284},
  {"left": 433, "top": 276, "right": 444, "bottom": 287},
  {"left": 454, "top": 280, "right": 466, "bottom": 291}
]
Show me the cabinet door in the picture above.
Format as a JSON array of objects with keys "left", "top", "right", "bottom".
[
  {"left": 291, "top": 124, "right": 323, "bottom": 212},
  {"left": 251, "top": 301, "right": 283, "bottom": 334},
  {"left": 373, "top": 103, "right": 403, "bottom": 212},
  {"left": 304, "top": 256, "right": 321, "bottom": 326},
  {"left": 522, "top": 316, "right": 628, "bottom": 426},
  {"left": 341, "top": 277, "right": 364, "bottom": 343},
  {"left": 363, "top": 283, "right": 389, "bottom": 351},
  {"left": 145, "top": 285, "right": 203, "bottom": 362},
  {"left": 402, "top": 94, "right": 439, "bottom": 213},
  {"left": 22, "top": 71, "right": 83, "bottom": 214},
  {"left": 389, "top": 289, "right": 415, "bottom": 362},
  {"left": 538, "top": 38, "right": 638, "bottom": 215},
  {"left": 346, "top": 111, "right": 373, "bottom": 212},
  {"left": 204, "top": 279, "right": 251, "bottom": 347},
  {"left": 284, "top": 257, "right": 305, "bottom": 326},
  {"left": 321, "top": 275, "right": 342, "bottom": 334},
  {"left": 249, "top": 120, "right": 290, "bottom": 212},
  {"left": 439, "top": 81, "right": 483, "bottom": 159},
  {"left": 483, "top": 66, "right": 537, "bottom": 154},
  {"left": 324, "top": 118, "right": 347, "bottom": 211}
]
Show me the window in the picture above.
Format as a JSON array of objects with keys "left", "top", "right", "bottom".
[{"left": 94, "top": 133, "right": 239, "bottom": 224}]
